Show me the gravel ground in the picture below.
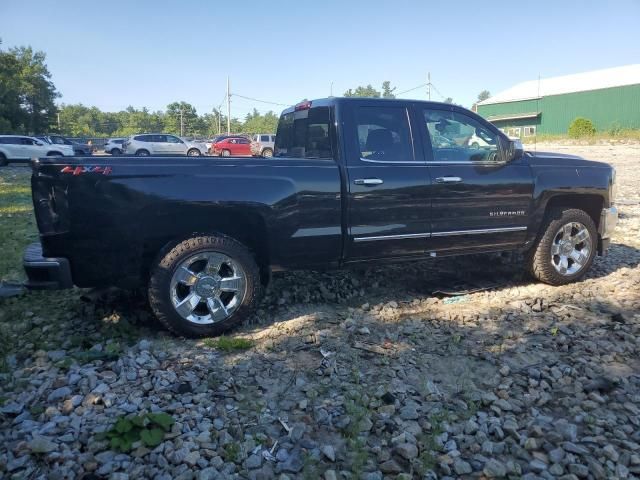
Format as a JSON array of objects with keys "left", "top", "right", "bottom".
[{"left": 1, "top": 143, "right": 639, "bottom": 479}]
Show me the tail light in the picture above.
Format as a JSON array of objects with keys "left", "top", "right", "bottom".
[{"left": 295, "top": 100, "right": 312, "bottom": 111}]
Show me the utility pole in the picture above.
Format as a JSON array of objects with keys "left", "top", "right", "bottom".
[
  {"left": 57, "top": 113, "right": 61, "bottom": 131},
  {"left": 226, "top": 76, "right": 231, "bottom": 134},
  {"left": 330, "top": 81, "right": 334, "bottom": 97},
  {"left": 179, "top": 109, "right": 184, "bottom": 136},
  {"left": 427, "top": 72, "right": 431, "bottom": 101},
  {"left": 216, "top": 107, "right": 222, "bottom": 135}
]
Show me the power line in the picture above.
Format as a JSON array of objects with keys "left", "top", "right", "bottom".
[
  {"left": 395, "top": 83, "right": 429, "bottom": 96},
  {"left": 232, "top": 93, "right": 290, "bottom": 107}
]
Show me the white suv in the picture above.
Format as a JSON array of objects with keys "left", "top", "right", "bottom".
[
  {"left": 123, "top": 134, "right": 206, "bottom": 156},
  {"left": 105, "top": 138, "right": 126, "bottom": 155},
  {"left": 0, "top": 135, "right": 74, "bottom": 166},
  {"left": 251, "top": 134, "right": 276, "bottom": 157}
]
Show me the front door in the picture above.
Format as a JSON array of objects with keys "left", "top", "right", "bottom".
[
  {"left": 418, "top": 106, "right": 533, "bottom": 253},
  {"left": 345, "top": 101, "right": 432, "bottom": 261},
  {"left": 165, "top": 135, "right": 186, "bottom": 154}
]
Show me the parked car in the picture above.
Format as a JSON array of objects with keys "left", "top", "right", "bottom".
[
  {"left": 122, "top": 134, "right": 205, "bottom": 156},
  {"left": 0, "top": 135, "right": 74, "bottom": 165},
  {"left": 466, "top": 131, "right": 492, "bottom": 149},
  {"left": 23, "top": 97, "right": 618, "bottom": 338},
  {"left": 211, "top": 136, "right": 252, "bottom": 156},
  {"left": 37, "top": 135, "right": 93, "bottom": 156},
  {"left": 105, "top": 138, "right": 126, "bottom": 155},
  {"left": 251, "top": 134, "right": 276, "bottom": 157}
]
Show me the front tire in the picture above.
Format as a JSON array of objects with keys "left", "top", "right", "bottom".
[
  {"left": 221, "top": 149, "right": 231, "bottom": 157},
  {"left": 148, "top": 234, "right": 261, "bottom": 338},
  {"left": 111, "top": 148, "right": 122, "bottom": 156},
  {"left": 136, "top": 149, "right": 150, "bottom": 156},
  {"left": 528, "top": 208, "right": 597, "bottom": 285}
]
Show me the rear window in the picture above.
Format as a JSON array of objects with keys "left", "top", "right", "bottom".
[
  {"left": 260, "top": 135, "right": 270, "bottom": 142},
  {"left": 275, "top": 107, "right": 333, "bottom": 159},
  {"left": 134, "top": 135, "right": 148, "bottom": 142}
]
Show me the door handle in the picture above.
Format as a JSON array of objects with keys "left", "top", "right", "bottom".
[
  {"left": 435, "top": 176, "right": 462, "bottom": 184},
  {"left": 354, "top": 178, "right": 384, "bottom": 186}
]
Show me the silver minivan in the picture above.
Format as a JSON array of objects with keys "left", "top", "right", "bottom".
[{"left": 123, "top": 134, "right": 206, "bottom": 156}]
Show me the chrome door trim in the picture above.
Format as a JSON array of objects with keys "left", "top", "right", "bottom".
[
  {"left": 431, "top": 226, "right": 527, "bottom": 237},
  {"left": 353, "top": 226, "right": 527, "bottom": 242},
  {"left": 353, "top": 232, "right": 431, "bottom": 243}
]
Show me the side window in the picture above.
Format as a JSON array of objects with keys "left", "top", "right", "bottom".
[
  {"left": 21, "top": 137, "right": 36, "bottom": 145},
  {"left": 423, "top": 109, "right": 501, "bottom": 163},
  {"left": 260, "top": 135, "right": 270, "bottom": 142},
  {"left": 52, "top": 136, "right": 65, "bottom": 145},
  {"left": 239, "top": 138, "right": 250, "bottom": 144},
  {"left": 152, "top": 135, "right": 166, "bottom": 142},
  {"left": 275, "top": 106, "right": 333, "bottom": 159},
  {"left": 166, "top": 135, "right": 181, "bottom": 143},
  {"left": 134, "top": 135, "right": 145, "bottom": 142},
  {"left": 271, "top": 135, "right": 276, "bottom": 142},
  {"left": 355, "top": 106, "right": 414, "bottom": 162}
]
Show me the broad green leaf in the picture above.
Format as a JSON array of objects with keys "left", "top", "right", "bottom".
[
  {"left": 147, "top": 412, "right": 175, "bottom": 431},
  {"left": 140, "top": 428, "right": 164, "bottom": 447}
]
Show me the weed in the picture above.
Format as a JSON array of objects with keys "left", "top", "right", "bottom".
[
  {"left": 98, "top": 412, "right": 175, "bottom": 452},
  {"left": 223, "top": 442, "right": 241, "bottom": 463},
  {"left": 203, "top": 336, "right": 254, "bottom": 352},
  {"left": 342, "top": 391, "right": 370, "bottom": 438}
]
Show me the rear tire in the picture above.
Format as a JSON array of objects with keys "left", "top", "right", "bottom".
[
  {"left": 187, "top": 148, "right": 201, "bottom": 156},
  {"left": 527, "top": 207, "right": 597, "bottom": 285},
  {"left": 111, "top": 148, "right": 122, "bottom": 156},
  {"left": 148, "top": 234, "right": 261, "bottom": 338},
  {"left": 262, "top": 148, "right": 273, "bottom": 158},
  {"left": 221, "top": 149, "right": 231, "bottom": 157},
  {"left": 136, "top": 149, "right": 150, "bottom": 156}
]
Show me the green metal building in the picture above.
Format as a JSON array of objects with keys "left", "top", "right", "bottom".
[{"left": 476, "top": 64, "right": 640, "bottom": 137}]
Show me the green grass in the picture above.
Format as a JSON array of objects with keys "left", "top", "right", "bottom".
[
  {"left": 202, "top": 336, "right": 254, "bottom": 352},
  {"left": 0, "top": 168, "right": 38, "bottom": 282}
]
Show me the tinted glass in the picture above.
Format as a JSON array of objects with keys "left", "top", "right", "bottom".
[
  {"left": 239, "top": 138, "right": 250, "bottom": 144},
  {"left": 275, "top": 106, "right": 333, "bottom": 159},
  {"left": 134, "top": 135, "right": 146, "bottom": 141},
  {"left": 21, "top": 138, "right": 36, "bottom": 145},
  {"left": 1, "top": 137, "right": 20, "bottom": 144},
  {"left": 166, "top": 135, "right": 181, "bottom": 143},
  {"left": 271, "top": 135, "right": 276, "bottom": 142},
  {"left": 423, "top": 109, "right": 500, "bottom": 162},
  {"left": 355, "top": 106, "right": 414, "bottom": 162},
  {"left": 260, "top": 135, "right": 270, "bottom": 142}
]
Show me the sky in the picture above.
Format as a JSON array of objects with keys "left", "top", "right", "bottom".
[{"left": 1, "top": 0, "right": 639, "bottom": 118}]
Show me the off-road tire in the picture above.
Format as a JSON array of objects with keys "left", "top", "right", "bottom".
[
  {"left": 148, "top": 234, "right": 261, "bottom": 337},
  {"left": 262, "top": 148, "right": 273, "bottom": 158},
  {"left": 527, "top": 207, "right": 597, "bottom": 285}
]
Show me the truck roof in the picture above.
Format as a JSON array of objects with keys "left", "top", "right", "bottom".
[{"left": 281, "top": 97, "right": 465, "bottom": 115}]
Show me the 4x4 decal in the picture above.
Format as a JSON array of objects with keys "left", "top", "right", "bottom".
[{"left": 61, "top": 165, "right": 112, "bottom": 176}]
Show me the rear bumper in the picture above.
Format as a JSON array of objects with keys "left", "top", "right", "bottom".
[{"left": 23, "top": 242, "right": 73, "bottom": 290}]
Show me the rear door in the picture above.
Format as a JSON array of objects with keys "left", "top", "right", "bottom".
[
  {"left": 418, "top": 106, "right": 533, "bottom": 252},
  {"left": 237, "top": 137, "right": 252, "bottom": 156},
  {"left": 343, "top": 100, "right": 432, "bottom": 261}
]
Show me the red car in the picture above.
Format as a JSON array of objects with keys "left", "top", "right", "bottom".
[{"left": 212, "top": 136, "right": 252, "bottom": 156}]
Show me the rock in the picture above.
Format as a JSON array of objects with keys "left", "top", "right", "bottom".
[
  {"left": 379, "top": 459, "right": 403, "bottom": 474},
  {"left": 246, "top": 453, "right": 262, "bottom": 469},
  {"left": 602, "top": 444, "right": 619, "bottom": 462},
  {"left": 483, "top": 459, "right": 507, "bottom": 477},
  {"left": 278, "top": 448, "right": 303, "bottom": 473},
  {"left": 321, "top": 445, "right": 336, "bottom": 462},
  {"left": 47, "top": 386, "right": 72, "bottom": 402},
  {"left": 563, "top": 442, "right": 589, "bottom": 456},
  {"left": 28, "top": 435, "right": 58, "bottom": 453},
  {"left": 555, "top": 420, "right": 578, "bottom": 442},
  {"left": 568, "top": 463, "right": 589, "bottom": 477},
  {"left": 529, "top": 459, "right": 548, "bottom": 473},
  {"left": 0, "top": 401, "right": 24, "bottom": 415},
  {"left": 395, "top": 443, "right": 418, "bottom": 460},
  {"left": 47, "top": 350, "right": 67, "bottom": 362},
  {"left": 324, "top": 470, "right": 337, "bottom": 480},
  {"left": 454, "top": 458, "right": 472, "bottom": 475},
  {"left": 549, "top": 447, "right": 565, "bottom": 463},
  {"left": 399, "top": 405, "right": 419, "bottom": 420},
  {"left": 184, "top": 451, "right": 200, "bottom": 467},
  {"left": 499, "top": 365, "right": 510, "bottom": 376}
]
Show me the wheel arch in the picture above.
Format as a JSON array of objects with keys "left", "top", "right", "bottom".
[
  {"left": 140, "top": 206, "right": 271, "bottom": 288},
  {"left": 543, "top": 193, "right": 603, "bottom": 230}
]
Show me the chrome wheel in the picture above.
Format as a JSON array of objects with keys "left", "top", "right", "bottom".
[
  {"left": 550, "top": 221, "right": 592, "bottom": 276},
  {"left": 169, "top": 251, "right": 246, "bottom": 325}
]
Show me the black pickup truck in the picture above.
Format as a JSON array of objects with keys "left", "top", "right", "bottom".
[{"left": 24, "top": 98, "right": 618, "bottom": 337}]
